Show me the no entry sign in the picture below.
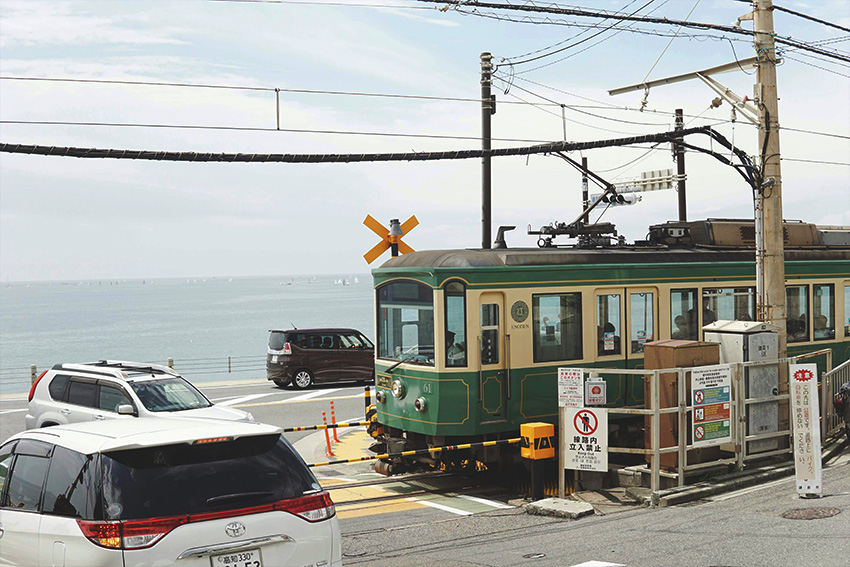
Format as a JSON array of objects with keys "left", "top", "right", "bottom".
[{"left": 563, "top": 407, "right": 608, "bottom": 472}]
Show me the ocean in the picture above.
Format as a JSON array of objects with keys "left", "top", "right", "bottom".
[{"left": 0, "top": 275, "right": 373, "bottom": 395}]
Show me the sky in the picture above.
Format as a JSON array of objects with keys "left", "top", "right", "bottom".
[{"left": 0, "top": 0, "right": 848, "bottom": 282}]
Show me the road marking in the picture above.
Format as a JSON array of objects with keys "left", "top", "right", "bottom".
[
  {"left": 706, "top": 476, "right": 793, "bottom": 501},
  {"left": 407, "top": 496, "right": 472, "bottom": 516},
  {"left": 456, "top": 494, "right": 514, "bottom": 509},
  {"left": 234, "top": 388, "right": 345, "bottom": 407},
  {"left": 0, "top": 408, "right": 27, "bottom": 415},
  {"left": 215, "top": 393, "right": 274, "bottom": 406},
  {"left": 570, "top": 562, "right": 626, "bottom": 567}
]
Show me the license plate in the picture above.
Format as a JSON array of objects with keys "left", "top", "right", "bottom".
[
  {"left": 211, "top": 548, "right": 263, "bottom": 567},
  {"left": 271, "top": 355, "right": 278, "bottom": 363}
]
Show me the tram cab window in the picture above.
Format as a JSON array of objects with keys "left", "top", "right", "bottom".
[
  {"left": 533, "top": 293, "right": 582, "bottom": 363},
  {"left": 629, "top": 292, "right": 654, "bottom": 354},
  {"left": 786, "top": 285, "right": 810, "bottom": 343},
  {"left": 377, "top": 282, "right": 435, "bottom": 365},
  {"left": 671, "top": 289, "right": 698, "bottom": 340},
  {"left": 703, "top": 288, "right": 755, "bottom": 324},
  {"left": 813, "top": 284, "right": 835, "bottom": 341},
  {"left": 445, "top": 282, "right": 467, "bottom": 367},
  {"left": 845, "top": 285, "right": 850, "bottom": 336},
  {"left": 597, "top": 294, "right": 621, "bottom": 356}
]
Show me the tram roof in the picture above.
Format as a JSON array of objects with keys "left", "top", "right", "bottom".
[{"left": 375, "top": 246, "right": 849, "bottom": 271}]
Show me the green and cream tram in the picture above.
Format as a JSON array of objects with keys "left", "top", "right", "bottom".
[{"left": 369, "top": 219, "right": 850, "bottom": 472}]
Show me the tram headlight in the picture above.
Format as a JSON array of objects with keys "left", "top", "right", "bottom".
[
  {"left": 414, "top": 397, "right": 427, "bottom": 412},
  {"left": 391, "top": 379, "right": 406, "bottom": 399}
]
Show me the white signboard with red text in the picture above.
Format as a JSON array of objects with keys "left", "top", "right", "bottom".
[
  {"left": 790, "top": 364, "right": 822, "bottom": 496},
  {"left": 558, "top": 367, "right": 584, "bottom": 408}
]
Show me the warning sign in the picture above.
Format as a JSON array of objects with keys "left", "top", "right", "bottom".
[
  {"left": 558, "top": 368, "right": 584, "bottom": 408},
  {"left": 585, "top": 380, "right": 607, "bottom": 405},
  {"left": 563, "top": 407, "right": 607, "bottom": 472},
  {"left": 691, "top": 365, "right": 732, "bottom": 448},
  {"left": 790, "top": 363, "right": 822, "bottom": 496}
]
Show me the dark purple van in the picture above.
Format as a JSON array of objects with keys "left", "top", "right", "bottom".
[{"left": 267, "top": 328, "right": 375, "bottom": 389}]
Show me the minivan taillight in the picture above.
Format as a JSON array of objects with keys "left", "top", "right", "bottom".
[
  {"left": 277, "top": 492, "right": 336, "bottom": 522},
  {"left": 77, "top": 517, "right": 188, "bottom": 550},
  {"left": 28, "top": 370, "right": 48, "bottom": 402},
  {"left": 76, "top": 492, "right": 335, "bottom": 550},
  {"left": 282, "top": 342, "right": 292, "bottom": 355}
]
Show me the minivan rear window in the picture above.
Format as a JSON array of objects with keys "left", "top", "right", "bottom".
[
  {"left": 101, "top": 435, "right": 320, "bottom": 520},
  {"left": 269, "top": 331, "right": 288, "bottom": 351}
]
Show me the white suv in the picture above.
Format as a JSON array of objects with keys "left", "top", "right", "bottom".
[
  {"left": 25, "top": 360, "right": 254, "bottom": 429},
  {"left": 0, "top": 418, "right": 342, "bottom": 566}
]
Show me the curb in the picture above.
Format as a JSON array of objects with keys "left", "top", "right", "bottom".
[{"left": 652, "top": 436, "right": 848, "bottom": 507}]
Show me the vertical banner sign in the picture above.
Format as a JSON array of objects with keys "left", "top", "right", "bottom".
[
  {"left": 790, "top": 364, "right": 822, "bottom": 496},
  {"left": 691, "top": 365, "right": 732, "bottom": 447},
  {"left": 558, "top": 368, "right": 584, "bottom": 408},
  {"left": 563, "top": 408, "right": 608, "bottom": 472}
]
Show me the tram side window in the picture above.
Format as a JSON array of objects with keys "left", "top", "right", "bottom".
[
  {"left": 629, "top": 292, "right": 653, "bottom": 354},
  {"left": 703, "top": 288, "right": 755, "bottom": 323},
  {"left": 671, "top": 289, "right": 698, "bottom": 340},
  {"left": 532, "top": 293, "right": 582, "bottom": 363},
  {"left": 597, "top": 294, "right": 621, "bottom": 356},
  {"left": 786, "top": 285, "right": 810, "bottom": 343},
  {"left": 377, "top": 282, "right": 435, "bottom": 365},
  {"left": 812, "top": 284, "right": 835, "bottom": 341},
  {"left": 445, "top": 282, "right": 467, "bottom": 367}
]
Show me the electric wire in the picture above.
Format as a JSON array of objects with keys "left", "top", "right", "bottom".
[{"left": 0, "top": 120, "right": 556, "bottom": 145}]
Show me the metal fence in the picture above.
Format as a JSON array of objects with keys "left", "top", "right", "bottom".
[{"left": 561, "top": 351, "right": 841, "bottom": 496}]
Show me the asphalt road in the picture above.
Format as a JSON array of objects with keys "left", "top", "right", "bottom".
[{"left": 3, "top": 378, "right": 848, "bottom": 567}]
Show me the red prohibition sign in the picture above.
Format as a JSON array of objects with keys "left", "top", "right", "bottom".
[
  {"left": 574, "top": 410, "right": 598, "bottom": 435},
  {"left": 694, "top": 390, "right": 705, "bottom": 404},
  {"left": 695, "top": 425, "right": 705, "bottom": 440}
]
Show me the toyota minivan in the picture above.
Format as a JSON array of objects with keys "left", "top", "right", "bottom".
[
  {"left": 266, "top": 328, "right": 374, "bottom": 389},
  {"left": 0, "top": 418, "right": 342, "bottom": 567}
]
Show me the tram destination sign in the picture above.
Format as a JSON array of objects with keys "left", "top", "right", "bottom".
[{"left": 691, "top": 365, "right": 732, "bottom": 448}]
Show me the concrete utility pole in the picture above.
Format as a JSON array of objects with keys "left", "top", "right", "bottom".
[
  {"left": 481, "top": 52, "right": 494, "bottom": 249},
  {"left": 674, "top": 109, "right": 687, "bottom": 221},
  {"left": 753, "top": 0, "right": 787, "bottom": 358}
]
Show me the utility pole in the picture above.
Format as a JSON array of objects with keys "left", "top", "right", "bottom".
[
  {"left": 674, "top": 109, "right": 687, "bottom": 221},
  {"left": 481, "top": 52, "right": 494, "bottom": 249},
  {"left": 753, "top": 0, "right": 787, "bottom": 358},
  {"left": 581, "top": 156, "right": 589, "bottom": 224}
]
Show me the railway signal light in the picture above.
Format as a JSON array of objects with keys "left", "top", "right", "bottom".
[
  {"left": 363, "top": 214, "right": 418, "bottom": 264},
  {"left": 592, "top": 193, "right": 642, "bottom": 206}
]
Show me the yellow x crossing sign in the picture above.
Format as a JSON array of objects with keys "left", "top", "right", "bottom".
[{"left": 363, "top": 215, "right": 418, "bottom": 264}]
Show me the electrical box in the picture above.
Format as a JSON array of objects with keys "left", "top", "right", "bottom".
[
  {"left": 643, "top": 340, "right": 721, "bottom": 469},
  {"left": 703, "top": 320, "right": 781, "bottom": 453},
  {"left": 520, "top": 422, "right": 555, "bottom": 460}
]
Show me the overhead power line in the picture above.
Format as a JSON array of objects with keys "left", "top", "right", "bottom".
[
  {"left": 418, "top": 0, "right": 850, "bottom": 64},
  {"left": 773, "top": 3, "right": 850, "bottom": 34},
  {"left": 0, "top": 126, "right": 713, "bottom": 163}
]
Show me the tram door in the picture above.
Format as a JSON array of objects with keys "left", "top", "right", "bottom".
[{"left": 478, "top": 293, "right": 507, "bottom": 423}]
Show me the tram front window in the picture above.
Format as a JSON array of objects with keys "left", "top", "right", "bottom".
[
  {"left": 533, "top": 293, "right": 582, "bottom": 362},
  {"left": 377, "top": 282, "right": 435, "bottom": 365}
]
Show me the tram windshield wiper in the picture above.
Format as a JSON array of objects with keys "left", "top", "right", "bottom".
[{"left": 386, "top": 357, "right": 417, "bottom": 373}]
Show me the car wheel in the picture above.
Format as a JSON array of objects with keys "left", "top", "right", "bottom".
[
  {"left": 273, "top": 379, "right": 288, "bottom": 388},
  {"left": 293, "top": 369, "right": 314, "bottom": 389}
]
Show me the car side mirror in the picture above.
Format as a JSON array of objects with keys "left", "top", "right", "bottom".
[{"left": 117, "top": 404, "right": 137, "bottom": 416}]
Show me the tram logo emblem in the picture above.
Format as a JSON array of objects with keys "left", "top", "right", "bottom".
[{"left": 511, "top": 301, "right": 529, "bottom": 323}]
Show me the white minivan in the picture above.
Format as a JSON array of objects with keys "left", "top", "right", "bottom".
[{"left": 0, "top": 418, "right": 342, "bottom": 567}]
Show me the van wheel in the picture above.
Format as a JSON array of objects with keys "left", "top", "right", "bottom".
[
  {"left": 293, "top": 369, "right": 314, "bottom": 389},
  {"left": 273, "top": 379, "right": 288, "bottom": 388}
]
